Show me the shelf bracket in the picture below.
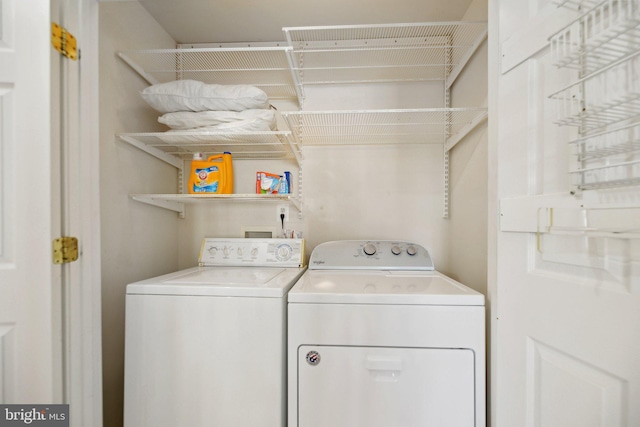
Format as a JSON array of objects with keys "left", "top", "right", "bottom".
[
  {"left": 282, "top": 133, "right": 303, "bottom": 168},
  {"left": 117, "top": 52, "right": 161, "bottom": 85},
  {"left": 290, "top": 195, "right": 302, "bottom": 215},
  {"left": 445, "top": 28, "right": 488, "bottom": 89},
  {"left": 130, "top": 195, "right": 186, "bottom": 217},
  {"left": 117, "top": 134, "right": 183, "bottom": 169},
  {"left": 444, "top": 111, "right": 488, "bottom": 152}
]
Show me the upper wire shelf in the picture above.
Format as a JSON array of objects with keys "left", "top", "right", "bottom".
[
  {"left": 118, "top": 22, "right": 488, "bottom": 105},
  {"left": 117, "top": 47, "right": 298, "bottom": 101},
  {"left": 281, "top": 108, "right": 488, "bottom": 147},
  {"left": 283, "top": 22, "right": 488, "bottom": 90}
]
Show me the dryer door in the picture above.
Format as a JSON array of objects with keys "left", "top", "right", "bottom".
[{"left": 297, "top": 345, "right": 475, "bottom": 427}]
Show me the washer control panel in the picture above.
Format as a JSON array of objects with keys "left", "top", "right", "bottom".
[
  {"left": 198, "top": 238, "right": 305, "bottom": 267},
  {"left": 309, "top": 240, "right": 434, "bottom": 271}
]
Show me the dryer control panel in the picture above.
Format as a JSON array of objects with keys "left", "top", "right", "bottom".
[
  {"left": 198, "top": 238, "right": 306, "bottom": 267},
  {"left": 309, "top": 240, "right": 434, "bottom": 271}
]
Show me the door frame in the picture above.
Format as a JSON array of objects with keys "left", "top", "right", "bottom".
[
  {"left": 59, "top": 0, "right": 103, "bottom": 425},
  {"left": 487, "top": 0, "right": 499, "bottom": 425}
]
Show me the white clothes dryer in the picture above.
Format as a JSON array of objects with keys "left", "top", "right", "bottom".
[
  {"left": 287, "top": 240, "right": 485, "bottom": 427},
  {"left": 124, "top": 238, "right": 306, "bottom": 427}
]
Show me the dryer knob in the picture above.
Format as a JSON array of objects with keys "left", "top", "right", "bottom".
[
  {"left": 406, "top": 246, "right": 418, "bottom": 256},
  {"left": 363, "top": 243, "right": 377, "bottom": 256},
  {"left": 391, "top": 245, "right": 402, "bottom": 255}
]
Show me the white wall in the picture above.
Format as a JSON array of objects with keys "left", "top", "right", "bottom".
[
  {"left": 446, "top": 0, "right": 489, "bottom": 294},
  {"left": 99, "top": 3, "right": 177, "bottom": 426}
]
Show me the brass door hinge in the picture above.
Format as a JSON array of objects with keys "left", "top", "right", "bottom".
[
  {"left": 51, "top": 23, "right": 78, "bottom": 60},
  {"left": 53, "top": 237, "right": 79, "bottom": 264}
]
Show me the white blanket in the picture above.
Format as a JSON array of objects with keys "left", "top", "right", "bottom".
[{"left": 159, "top": 109, "right": 276, "bottom": 131}]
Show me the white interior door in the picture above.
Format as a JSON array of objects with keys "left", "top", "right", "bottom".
[
  {"left": 0, "top": 0, "right": 60, "bottom": 403},
  {"left": 492, "top": 1, "right": 640, "bottom": 426}
]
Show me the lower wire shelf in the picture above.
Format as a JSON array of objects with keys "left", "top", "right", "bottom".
[{"left": 130, "top": 193, "right": 301, "bottom": 217}]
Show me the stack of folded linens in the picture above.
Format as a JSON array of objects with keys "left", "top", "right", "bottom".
[{"left": 140, "top": 80, "right": 277, "bottom": 138}]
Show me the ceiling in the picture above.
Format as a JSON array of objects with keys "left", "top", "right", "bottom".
[{"left": 137, "top": 0, "right": 476, "bottom": 44}]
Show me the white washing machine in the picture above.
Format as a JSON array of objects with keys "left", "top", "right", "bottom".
[
  {"left": 287, "top": 240, "right": 485, "bottom": 427},
  {"left": 124, "top": 238, "right": 306, "bottom": 427}
]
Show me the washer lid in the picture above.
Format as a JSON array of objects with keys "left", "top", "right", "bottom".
[
  {"left": 287, "top": 270, "right": 484, "bottom": 306},
  {"left": 127, "top": 266, "right": 307, "bottom": 298}
]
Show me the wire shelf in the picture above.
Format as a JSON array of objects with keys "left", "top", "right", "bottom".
[
  {"left": 570, "top": 121, "right": 640, "bottom": 159},
  {"left": 118, "top": 47, "right": 298, "bottom": 100},
  {"left": 571, "top": 159, "right": 640, "bottom": 189},
  {"left": 549, "top": 2, "right": 640, "bottom": 192},
  {"left": 132, "top": 193, "right": 295, "bottom": 203},
  {"left": 568, "top": 121, "right": 640, "bottom": 191},
  {"left": 283, "top": 22, "right": 487, "bottom": 87},
  {"left": 281, "top": 108, "right": 487, "bottom": 146},
  {"left": 550, "top": 0, "right": 640, "bottom": 75},
  {"left": 117, "top": 131, "right": 301, "bottom": 162},
  {"left": 130, "top": 193, "right": 300, "bottom": 216},
  {"left": 549, "top": 52, "right": 640, "bottom": 132},
  {"left": 554, "top": 0, "right": 607, "bottom": 10}
]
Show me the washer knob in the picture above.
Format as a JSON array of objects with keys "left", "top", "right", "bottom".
[
  {"left": 363, "top": 243, "right": 377, "bottom": 256},
  {"left": 406, "top": 245, "right": 418, "bottom": 256},
  {"left": 208, "top": 246, "right": 217, "bottom": 256},
  {"left": 276, "top": 244, "right": 293, "bottom": 261},
  {"left": 391, "top": 245, "right": 402, "bottom": 255}
]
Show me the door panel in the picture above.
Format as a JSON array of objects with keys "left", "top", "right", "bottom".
[
  {"left": 0, "top": 325, "right": 15, "bottom": 402},
  {"left": 493, "top": 1, "right": 640, "bottom": 426},
  {"left": 298, "top": 345, "right": 475, "bottom": 427},
  {"left": 0, "top": 85, "right": 13, "bottom": 266},
  {"left": 528, "top": 338, "right": 627, "bottom": 427}
]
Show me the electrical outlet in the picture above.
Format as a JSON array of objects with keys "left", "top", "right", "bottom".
[{"left": 277, "top": 204, "right": 290, "bottom": 222}]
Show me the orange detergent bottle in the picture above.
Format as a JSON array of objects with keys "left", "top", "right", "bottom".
[{"left": 188, "top": 152, "right": 233, "bottom": 194}]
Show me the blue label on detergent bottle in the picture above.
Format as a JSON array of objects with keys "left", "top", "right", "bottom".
[{"left": 193, "top": 166, "right": 219, "bottom": 193}]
